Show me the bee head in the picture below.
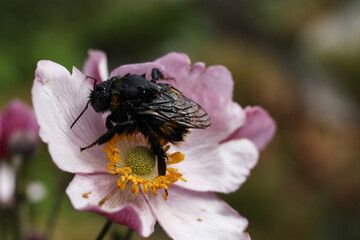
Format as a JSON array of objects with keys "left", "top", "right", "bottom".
[
  {"left": 71, "top": 77, "right": 115, "bottom": 129},
  {"left": 90, "top": 80, "right": 112, "bottom": 112}
]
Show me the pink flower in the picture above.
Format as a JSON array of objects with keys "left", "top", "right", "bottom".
[
  {"left": 32, "top": 50, "right": 275, "bottom": 239},
  {"left": 0, "top": 100, "right": 39, "bottom": 206},
  {"left": 0, "top": 100, "right": 39, "bottom": 159}
]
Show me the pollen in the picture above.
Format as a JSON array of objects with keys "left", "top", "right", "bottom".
[
  {"left": 126, "top": 146, "right": 156, "bottom": 175},
  {"left": 104, "top": 133, "right": 186, "bottom": 200}
]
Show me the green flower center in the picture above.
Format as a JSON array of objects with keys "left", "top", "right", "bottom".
[{"left": 125, "top": 146, "right": 156, "bottom": 175}]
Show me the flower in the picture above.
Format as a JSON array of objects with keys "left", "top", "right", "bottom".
[
  {"left": 32, "top": 50, "right": 275, "bottom": 239},
  {"left": 0, "top": 100, "right": 39, "bottom": 207},
  {"left": 26, "top": 180, "right": 47, "bottom": 203},
  {"left": 0, "top": 161, "right": 15, "bottom": 207},
  {"left": 0, "top": 100, "right": 39, "bottom": 160}
]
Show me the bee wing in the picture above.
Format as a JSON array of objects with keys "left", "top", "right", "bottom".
[{"left": 139, "top": 84, "right": 211, "bottom": 129}]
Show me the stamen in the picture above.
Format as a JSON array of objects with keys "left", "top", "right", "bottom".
[
  {"left": 126, "top": 146, "right": 155, "bottom": 175},
  {"left": 103, "top": 133, "right": 186, "bottom": 200}
]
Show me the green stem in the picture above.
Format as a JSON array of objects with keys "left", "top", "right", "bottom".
[
  {"left": 124, "top": 227, "right": 133, "bottom": 240},
  {"left": 12, "top": 154, "right": 24, "bottom": 240},
  {"left": 45, "top": 172, "right": 68, "bottom": 240},
  {"left": 0, "top": 208, "right": 8, "bottom": 240},
  {"left": 96, "top": 220, "right": 112, "bottom": 240}
]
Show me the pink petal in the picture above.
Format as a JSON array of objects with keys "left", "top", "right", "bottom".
[
  {"left": 110, "top": 62, "right": 164, "bottom": 80},
  {"left": 32, "top": 60, "right": 108, "bottom": 173},
  {"left": 175, "top": 138, "right": 258, "bottom": 193},
  {"left": 197, "top": 65, "right": 234, "bottom": 99},
  {"left": 166, "top": 94, "right": 256, "bottom": 193},
  {"left": 0, "top": 100, "right": 39, "bottom": 158},
  {"left": 0, "top": 162, "right": 15, "bottom": 207},
  {"left": 180, "top": 94, "right": 245, "bottom": 147},
  {"left": 154, "top": 53, "right": 234, "bottom": 99},
  {"left": 225, "top": 106, "right": 276, "bottom": 151},
  {"left": 154, "top": 52, "right": 191, "bottom": 75},
  {"left": 110, "top": 52, "right": 190, "bottom": 83},
  {"left": 66, "top": 173, "right": 156, "bottom": 238},
  {"left": 110, "top": 52, "right": 234, "bottom": 100},
  {"left": 83, "top": 50, "right": 109, "bottom": 83},
  {"left": 147, "top": 186, "right": 250, "bottom": 240}
]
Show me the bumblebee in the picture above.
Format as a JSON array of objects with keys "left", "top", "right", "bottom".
[{"left": 71, "top": 68, "right": 211, "bottom": 177}]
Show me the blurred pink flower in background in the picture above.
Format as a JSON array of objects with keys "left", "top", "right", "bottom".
[
  {"left": 0, "top": 161, "right": 15, "bottom": 207},
  {"left": 0, "top": 100, "right": 39, "bottom": 160},
  {"left": 32, "top": 50, "right": 275, "bottom": 239},
  {"left": 0, "top": 100, "right": 39, "bottom": 206}
]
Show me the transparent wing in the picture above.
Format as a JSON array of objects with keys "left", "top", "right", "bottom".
[{"left": 138, "top": 83, "right": 211, "bottom": 129}]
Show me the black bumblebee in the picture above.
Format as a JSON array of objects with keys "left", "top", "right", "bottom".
[{"left": 71, "top": 68, "right": 211, "bottom": 177}]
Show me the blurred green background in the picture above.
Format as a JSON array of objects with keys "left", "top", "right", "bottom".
[{"left": 1, "top": 0, "right": 360, "bottom": 239}]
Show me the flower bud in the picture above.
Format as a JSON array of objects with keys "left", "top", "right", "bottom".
[{"left": 8, "top": 130, "right": 39, "bottom": 161}]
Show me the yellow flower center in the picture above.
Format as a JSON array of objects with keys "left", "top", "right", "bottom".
[
  {"left": 126, "top": 146, "right": 155, "bottom": 175},
  {"left": 103, "top": 133, "right": 186, "bottom": 200}
]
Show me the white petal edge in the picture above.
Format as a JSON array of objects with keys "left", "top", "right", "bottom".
[
  {"left": 175, "top": 138, "right": 259, "bottom": 193},
  {"left": 83, "top": 49, "right": 109, "bottom": 82},
  {"left": 226, "top": 106, "right": 276, "bottom": 151},
  {"left": 32, "top": 60, "right": 108, "bottom": 173},
  {"left": 66, "top": 173, "right": 156, "bottom": 238},
  {"left": 179, "top": 95, "right": 246, "bottom": 150},
  {"left": 147, "top": 185, "right": 251, "bottom": 240}
]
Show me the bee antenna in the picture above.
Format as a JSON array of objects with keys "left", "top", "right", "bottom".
[
  {"left": 70, "top": 100, "right": 91, "bottom": 129},
  {"left": 86, "top": 76, "right": 98, "bottom": 90}
]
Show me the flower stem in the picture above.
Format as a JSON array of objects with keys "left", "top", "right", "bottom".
[
  {"left": 96, "top": 220, "right": 112, "bottom": 240},
  {"left": 12, "top": 154, "right": 24, "bottom": 240},
  {"left": 0, "top": 208, "right": 8, "bottom": 240},
  {"left": 45, "top": 172, "right": 68, "bottom": 239},
  {"left": 124, "top": 227, "right": 133, "bottom": 240}
]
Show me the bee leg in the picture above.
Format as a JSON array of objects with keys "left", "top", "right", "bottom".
[
  {"left": 80, "top": 120, "right": 136, "bottom": 152},
  {"left": 140, "top": 126, "right": 168, "bottom": 177},
  {"left": 150, "top": 134, "right": 167, "bottom": 177},
  {"left": 151, "top": 68, "right": 164, "bottom": 83},
  {"left": 151, "top": 68, "right": 175, "bottom": 83},
  {"left": 105, "top": 115, "right": 114, "bottom": 130},
  {"left": 139, "top": 123, "right": 169, "bottom": 196},
  {"left": 145, "top": 131, "right": 169, "bottom": 196},
  {"left": 79, "top": 142, "right": 97, "bottom": 152}
]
